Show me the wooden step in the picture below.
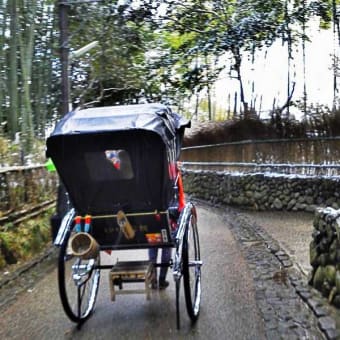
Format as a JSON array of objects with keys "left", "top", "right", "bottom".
[{"left": 109, "top": 260, "right": 153, "bottom": 301}]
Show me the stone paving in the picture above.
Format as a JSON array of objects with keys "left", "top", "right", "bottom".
[{"left": 220, "top": 205, "right": 340, "bottom": 339}]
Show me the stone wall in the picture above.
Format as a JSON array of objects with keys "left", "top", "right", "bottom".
[
  {"left": 182, "top": 169, "right": 340, "bottom": 306},
  {"left": 310, "top": 208, "right": 340, "bottom": 307},
  {"left": 182, "top": 170, "right": 340, "bottom": 212},
  {"left": 0, "top": 165, "right": 58, "bottom": 215}
]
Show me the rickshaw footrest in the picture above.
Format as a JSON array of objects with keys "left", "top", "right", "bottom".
[{"left": 109, "top": 260, "right": 153, "bottom": 301}]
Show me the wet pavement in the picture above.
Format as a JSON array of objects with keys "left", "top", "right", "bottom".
[
  {"left": 220, "top": 206, "right": 326, "bottom": 339},
  {"left": 0, "top": 205, "right": 264, "bottom": 340},
  {"left": 240, "top": 210, "right": 314, "bottom": 276},
  {"left": 222, "top": 205, "right": 340, "bottom": 339},
  {"left": 0, "top": 203, "right": 339, "bottom": 339}
]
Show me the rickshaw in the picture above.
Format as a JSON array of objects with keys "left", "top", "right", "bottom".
[{"left": 46, "top": 103, "right": 202, "bottom": 329}]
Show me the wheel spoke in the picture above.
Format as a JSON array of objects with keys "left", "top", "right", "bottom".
[
  {"left": 182, "top": 204, "right": 202, "bottom": 323},
  {"left": 58, "top": 230, "right": 101, "bottom": 323}
]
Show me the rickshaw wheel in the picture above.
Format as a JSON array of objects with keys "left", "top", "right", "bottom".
[
  {"left": 182, "top": 208, "right": 201, "bottom": 322},
  {"left": 58, "top": 230, "right": 101, "bottom": 323}
]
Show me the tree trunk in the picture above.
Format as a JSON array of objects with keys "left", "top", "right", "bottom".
[
  {"left": 227, "top": 93, "right": 231, "bottom": 120},
  {"left": 233, "top": 47, "right": 248, "bottom": 118},
  {"left": 8, "top": 0, "right": 18, "bottom": 139},
  {"left": 19, "top": 0, "right": 37, "bottom": 154},
  {"left": 302, "top": 0, "right": 307, "bottom": 118},
  {"left": 285, "top": 0, "right": 292, "bottom": 119},
  {"left": 207, "top": 84, "right": 212, "bottom": 120},
  {"left": 332, "top": 0, "right": 339, "bottom": 110},
  {"left": 194, "top": 91, "right": 200, "bottom": 120},
  {"left": 59, "top": 0, "right": 70, "bottom": 116},
  {"left": 0, "top": 0, "right": 6, "bottom": 128},
  {"left": 233, "top": 91, "right": 238, "bottom": 117},
  {"left": 204, "top": 54, "right": 212, "bottom": 120}
]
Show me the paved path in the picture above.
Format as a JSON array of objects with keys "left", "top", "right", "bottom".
[
  {"left": 2, "top": 203, "right": 339, "bottom": 339},
  {"left": 219, "top": 206, "right": 326, "bottom": 339},
  {"left": 240, "top": 209, "right": 314, "bottom": 276},
  {"left": 0, "top": 205, "right": 266, "bottom": 340}
]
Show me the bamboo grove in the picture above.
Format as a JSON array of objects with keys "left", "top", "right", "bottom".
[{"left": 0, "top": 0, "right": 339, "bottom": 158}]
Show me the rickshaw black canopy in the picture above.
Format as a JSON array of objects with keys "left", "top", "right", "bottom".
[
  {"left": 49, "top": 103, "right": 189, "bottom": 151},
  {"left": 46, "top": 104, "right": 190, "bottom": 217}
]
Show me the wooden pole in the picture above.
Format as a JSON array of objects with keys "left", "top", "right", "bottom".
[{"left": 58, "top": 0, "right": 70, "bottom": 116}]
